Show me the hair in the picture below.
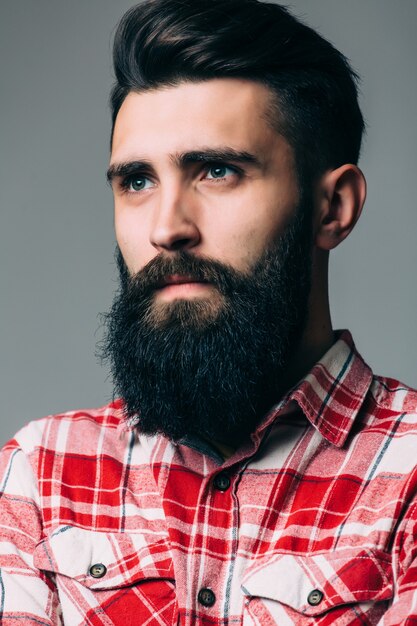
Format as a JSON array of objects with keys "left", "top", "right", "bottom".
[{"left": 110, "top": 0, "right": 365, "bottom": 185}]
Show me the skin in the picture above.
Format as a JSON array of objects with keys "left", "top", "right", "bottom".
[{"left": 109, "top": 78, "right": 367, "bottom": 455}]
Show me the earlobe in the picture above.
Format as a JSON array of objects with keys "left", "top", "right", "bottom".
[{"left": 315, "top": 164, "right": 367, "bottom": 250}]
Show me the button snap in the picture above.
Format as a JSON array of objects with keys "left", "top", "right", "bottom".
[
  {"left": 307, "top": 589, "right": 324, "bottom": 606},
  {"left": 198, "top": 588, "right": 216, "bottom": 607},
  {"left": 213, "top": 473, "right": 231, "bottom": 492},
  {"left": 89, "top": 563, "right": 107, "bottom": 579}
]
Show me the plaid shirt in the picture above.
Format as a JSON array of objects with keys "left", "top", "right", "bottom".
[{"left": 1, "top": 331, "right": 417, "bottom": 625}]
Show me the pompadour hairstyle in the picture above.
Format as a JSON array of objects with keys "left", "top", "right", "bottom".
[{"left": 110, "top": 0, "right": 365, "bottom": 184}]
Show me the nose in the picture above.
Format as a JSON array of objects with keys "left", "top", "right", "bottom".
[{"left": 150, "top": 187, "right": 201, "bottom": 253}]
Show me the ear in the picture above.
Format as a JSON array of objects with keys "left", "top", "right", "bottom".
[{"left": 314, "top": 164, "right": 367, "bottom": 250}]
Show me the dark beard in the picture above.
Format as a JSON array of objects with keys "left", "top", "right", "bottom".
[{"left": 101, "top": 207, "right": 312, "bottom": 447}]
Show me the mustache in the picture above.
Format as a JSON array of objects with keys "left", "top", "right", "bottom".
[{"left": 118, "top": 250, "right": 249, "bottom": 297}]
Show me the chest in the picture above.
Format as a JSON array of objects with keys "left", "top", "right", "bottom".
[{"left": 36, "top": 421, "right": 407, "bottom": 625}]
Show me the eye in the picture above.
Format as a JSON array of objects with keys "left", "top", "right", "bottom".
[
  {"left": 123, "top": 176, "right": 155, "bottom": 192},
  {"left": 205, "top": 164, "right": 237, "bottom": 180}
]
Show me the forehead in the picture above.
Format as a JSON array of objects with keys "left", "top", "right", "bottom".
[{"left": 111, "top": 79, "right": 287, "bottom": 162}]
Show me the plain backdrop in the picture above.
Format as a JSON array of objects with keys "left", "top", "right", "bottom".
[{"left": 1, "top": 1, "right": 416, "bottom": 445}]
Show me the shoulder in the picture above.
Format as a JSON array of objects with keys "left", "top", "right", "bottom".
[
  {"left": 360, "top": 376, "right": 417, "bottom": 475},
  {"left": 367, "top": 375, "right": 417, "bottom": 417},
  {"left": 4, "top": 399, "right": 126, "bottom": 458}
]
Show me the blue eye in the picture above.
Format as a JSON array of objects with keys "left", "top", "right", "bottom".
[
  {"left": 126, "top": 176, "right": 154, "bottom": 192},
  {"left": 205, "top": 165, "right": 236, "bottom": 180}
]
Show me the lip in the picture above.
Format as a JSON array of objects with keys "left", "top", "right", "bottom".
[
  {"left": 157, "top": 274, "right": 207, "bottom": 288},
  {"left": 155, "top": 274, "right": 213, "bottom": 299}
]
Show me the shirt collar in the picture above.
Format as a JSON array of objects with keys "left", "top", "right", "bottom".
[{"left": 280, "top": 330, "right": 373, "bottom": 448}]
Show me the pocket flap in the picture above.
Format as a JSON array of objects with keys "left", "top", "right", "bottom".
[
  {"left": 241, "top": 548, "right": 393, "bottom": 616},
  {"left": 34, "top": 525, "right": 174, "bottom": 590}
]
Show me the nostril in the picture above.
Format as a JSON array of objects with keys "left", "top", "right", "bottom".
[{"left": 170, "top": 238, "right": 194, "bottom": 251}]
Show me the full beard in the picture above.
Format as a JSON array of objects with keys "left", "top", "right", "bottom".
[{"left": 102, "top": 207, "right": 312, "bottom": 447}]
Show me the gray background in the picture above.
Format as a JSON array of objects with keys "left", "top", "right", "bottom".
[{"left": 1, "top": 1, "right": 416, "bottom": 445}]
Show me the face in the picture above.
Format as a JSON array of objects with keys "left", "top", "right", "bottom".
[
  {"left": 105, "top": 78, "right": 313, "bottom": 445},
  {"left": 109, "top": 79, "right": 300, "bottom": 299}
]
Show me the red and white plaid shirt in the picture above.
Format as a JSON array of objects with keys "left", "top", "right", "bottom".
[{"left": 1, "top": 331, "right": 417, "bottom": 625}]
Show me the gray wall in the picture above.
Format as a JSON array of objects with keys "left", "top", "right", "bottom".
[{"left": 1, "top": 1, "right": 416, "bottom": 444}]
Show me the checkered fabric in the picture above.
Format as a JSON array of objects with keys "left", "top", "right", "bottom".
[{"left": 1, "top": 331, "right": 417, "bottom": 625}]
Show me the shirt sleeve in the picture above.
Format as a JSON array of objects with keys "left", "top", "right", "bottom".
[
  {"left": 0, "top": 438, "right": 61, "bottom": 624},
  {"left": 377, "top": 500, "right": 417, "bottom": 625}
]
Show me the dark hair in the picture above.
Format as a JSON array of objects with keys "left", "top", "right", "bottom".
[{"left": 110, "top": 0, "right": 365, "bottom": 184}]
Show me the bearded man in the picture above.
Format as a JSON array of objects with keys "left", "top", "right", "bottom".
[{"left": 1, "top": 1, "right": 417, "bottom": 624}]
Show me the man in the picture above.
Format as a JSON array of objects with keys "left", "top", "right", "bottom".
[{"left": 0, "top": 0, "right": 416, "bottom": 624}]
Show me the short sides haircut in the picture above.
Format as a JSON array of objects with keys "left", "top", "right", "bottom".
[{"left": 110, "top": 0, "right": 365, "bottom": 185}]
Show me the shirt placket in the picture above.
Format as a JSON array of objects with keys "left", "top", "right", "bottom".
[{"left": 181, "top": 466, "right": 240, "bottom": 625}]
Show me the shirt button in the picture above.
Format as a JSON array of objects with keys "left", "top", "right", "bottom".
[
  {"left": 198, "top": 588, "right": 216, "bottom": 607},
  {"left": 213, "top": 472, "right": 231, "bottom": 491},
  {"left": 89, "top": 563, "right": 107, "bottom": 578},
  {"left": 307, "top": 589, "right": 324, "bottom": 606}
]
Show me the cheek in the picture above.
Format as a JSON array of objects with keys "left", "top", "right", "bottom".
[
  {"left": 207, "top": 225, "right": 270, "bottom": 273},
  {"left": 114, "top": 210, "right": 155, "bottom": 273},
  {"left": 238, "top": 233, "right": 271, "bottom": 270},
  {"left": 211, "top": 213, "right": 287, "bottom": 271},
  {"left": 211, "top": 186, "right": 296, "bottom": 269}
]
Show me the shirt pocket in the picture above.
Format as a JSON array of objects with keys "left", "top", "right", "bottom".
[
  {"left": 241, "top": 547, "right": 393, "bottom": 625},
  {"left": 33, "top": 525, "right": 177, "bottom": 626}
]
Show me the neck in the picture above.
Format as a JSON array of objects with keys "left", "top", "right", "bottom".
[
  {"left": 283, "top": 323, "right": 334, "bottom": 392},
  {"left": 283, "top": 247, "right": 334, "bottom": 390}
]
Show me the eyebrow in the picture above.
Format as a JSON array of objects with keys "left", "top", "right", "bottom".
[
  {"left": 177, "top": 148, "right": 261, "bottom": 168},
  {"left": 106, "top": 160, "right": 152, "bottom": 184},
  {"left": 106, "top": 148, "right": 262, "bottom": 183}
]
